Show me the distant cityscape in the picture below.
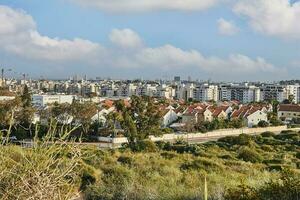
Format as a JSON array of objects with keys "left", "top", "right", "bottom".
[{"left": 1, "top": 74, "right": 300, "bottom": 105}]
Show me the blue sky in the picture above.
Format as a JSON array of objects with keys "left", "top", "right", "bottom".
[{"left": 0, "top": 0, "right": 300, "bottom": 81}]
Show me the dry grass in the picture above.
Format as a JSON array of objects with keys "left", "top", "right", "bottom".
[{"left": 0, "top": 143, "right": 83, "bottom": 200}]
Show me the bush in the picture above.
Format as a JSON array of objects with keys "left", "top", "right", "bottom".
[
  {"left": 117, "top": 155, "right": 134, "bottom": 166},
  {"left": 236, "top": 134, "right": 253, "bottom": 145},
  {"left": 160, "top": 151, "right": 178, "bottom": 159},
  {"left": 275, "top": 132, "right": 299, "bottom": 140},
  {"left": 261, "top": 131, "right": 275, "bottom": 138},
  {"left": 238, "top": 147, "right": 263, "bottom": 163},
  {"left": 181, "top": 158, "right": 223, "bottom": 172},
  {"left": 258, "top": 120, "right": 269, "bottom": 128},
  {"left": 219, "top": 154, "right": 235, "bottom": 160},
  {"left": 263, "top": 159, "right": 285, "bottom": 165},
  {"left": 218, "top": 134, "right": 253, "bottom": 146},
  {"left": 225, "top": 170, "right": 300, "bottom": 200},
  {"left": 136, "top": 140, "right": 158, "bottom": 152},
  {"left": 261, "top": 145, "right": 274, "bottom": 152}
]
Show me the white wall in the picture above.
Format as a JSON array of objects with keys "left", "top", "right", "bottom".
[
  {"left": 247, "top": 110, "right": 268, "bottom": 127},
  {"left": 106, "top": 126, "right": 289, "bottom": 145}
]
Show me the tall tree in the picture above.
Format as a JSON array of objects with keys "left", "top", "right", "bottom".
[
  {"left": 71, "top": 101, "right": 97, "bottom": 136},
  {"left": 21, "top": 85, "right": 31, "bottom": 108},
  {"left": 119, "top": 96, "right": 162, "bottom": 149}
]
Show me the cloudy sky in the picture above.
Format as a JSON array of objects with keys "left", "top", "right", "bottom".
[{"left": 0, "top": 0, "right": 300, "bottom": 81}]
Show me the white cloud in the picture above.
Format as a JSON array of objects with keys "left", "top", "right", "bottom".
[
  {"left": 0, "top": 6, "right": 35, "bottom": 34},
  {"left": 0, "top": 5, "right": 283, "bottom": 79},
  {"left": 233, "top": 0, "right": 300, "bottom": 39},
  {"left": 217, "top": 18, "right": 239, "bottom": 36},
  {"left": 134, "top": 45, "right": 279, "bottom": 74},
  {"left": 109, "top": 29, "right": 143, "bottom": 49},
  {"left": 0, "top": 5, "right": 104, "bottom": 62},
  {"left": 70, "top": 0, "right": 220, "bottom": 12}
]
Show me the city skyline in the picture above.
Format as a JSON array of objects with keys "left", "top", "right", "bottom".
[{"left": 1, "top": 0, "right": 300, "bottom": 80}]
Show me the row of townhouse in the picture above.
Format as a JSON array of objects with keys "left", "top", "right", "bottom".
[{"left": 164, "top": 103, "right": 271, "bottom": 128}]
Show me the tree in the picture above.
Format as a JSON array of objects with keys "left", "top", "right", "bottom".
[
  {"left": 0, "top": 98, "right": 20, "bottom": 139},
  {"left": 229, "top": 118, "right": 245, "bottom": 128},
  {"left": 271, "top": 100, "right": 279, "bottom": 114},
  {"left": 288, "top": 95, "right": 295, "bottom": 104},
  {"left": 71, "top": 102, "right": 97, "bottom": 137},
  {"left": 120, "top": 96, "right": 163, "bottom": 150},
  {"left": 21, "top": 85, "right": 31, "bottom": 108}
]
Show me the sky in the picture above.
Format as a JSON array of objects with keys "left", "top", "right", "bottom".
[{"left": 0, "top": 0, "right": 300, "bottom": 81}]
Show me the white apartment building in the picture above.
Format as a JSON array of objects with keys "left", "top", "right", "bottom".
[
  {"left": 220, "top": 84, "right": 260, "bottom": 103},
  {"left": 32, "top": 95, "right": 75, "bottom": 107},
  {"left": 117, "top": 83, "right": 137, "bottom": 97},
  {"left": 260, "top": 85, "right": 287, "bottom": 103},
  {"left": 157, "top": 84, "right": 175, "bottom": 99},
  {"left": 136, "top": 84, "right": 157, "bottom": 96},
  {"left": 176, "top": 83, "right": 195, "bottom": 101},
  {"left": 286, "top": 85, "right": 300, "bottom": 103},
  {"left": 194, "top": 84, "right": 218, "bottom": 102}
]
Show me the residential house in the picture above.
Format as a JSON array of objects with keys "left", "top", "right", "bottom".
[
  {"left": 161, "top": 105, "right": 178, "bottom": 127},
  {"left": 181, "top": 104, "right": 209, "bottom": 124},
  {"left": 277, "top": 104, "right": 300, "bottom": 121},
  {"left": 91, "top": 106, "right": 115, "bottom": 125},
  {"left": 211, "top": 107, "right": 228, "bottom": 120},
  {"left": 231, "top": 105, "right": 268, "bottom": 127}
]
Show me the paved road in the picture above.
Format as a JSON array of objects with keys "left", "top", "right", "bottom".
[
  {"left": 184, "top": 130, "right": 286, "bottom": 144},
  {"left": 17, "top": 128, "right": 300, "bottom": 148}
]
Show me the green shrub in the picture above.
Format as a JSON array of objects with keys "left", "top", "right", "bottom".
[
  {"left": 261, "top": 131, "right": 275, "bottom": 138},
  {"left": 238, "top": 147, "right": 263, "bottom": 163},
  {"left": 225, "top": 170, "right": 300, "bottom": 200},
  {"left": 267, "top": 164, "right": 285, "bottom": 171},
  {"left": 181, "top": 158, "right": 223, "bottom": 172},
  {"left": 117, "top": 155, "right": 134, "bottom": 166},
  {"left": 219, "top": 154, "right": 235, "bottom": 160},
  {"left": 136, "top": 140, "right": 158, "bottom": 152},
  {"left": 275, "top": 132, "right": 299, "bottom": 141},
  {"left": 261, "top": 145, "right": 274, "bottom": 152},
  {"left": 263, "top": 159, "right": 285, "bottom": 165},
  {"left": 258, "top": 121, "right": 269, "bottom": 128},
  {"left": 218, "top": 134, "right": 253, "bottom": 146},
  {"left": 160, "top": 151, "right": 178, "bottom": 159}
]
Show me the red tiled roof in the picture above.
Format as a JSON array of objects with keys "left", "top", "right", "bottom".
[
  {"left": 231, "top": 105, "right": 267, "bottom": 119},
  {"left": 103, "top": 100, "right": 114, "bottom": 108},
  {"left": 231, "top": 105, "right": 250, "bottom": 118},
  {"left": 278, "top": 104, "right": 300, "bottom": 112},
  {"left": 212, "top": 107, "right": 225, "bottom": 118}
]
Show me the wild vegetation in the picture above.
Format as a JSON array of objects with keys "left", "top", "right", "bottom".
[{"left": 1, "top": 129, "right": 299, "bottom": 200}]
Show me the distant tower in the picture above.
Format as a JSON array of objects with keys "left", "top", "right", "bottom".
[{"left": 174, "top": 76, "right": 181, "bottom": 82}]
